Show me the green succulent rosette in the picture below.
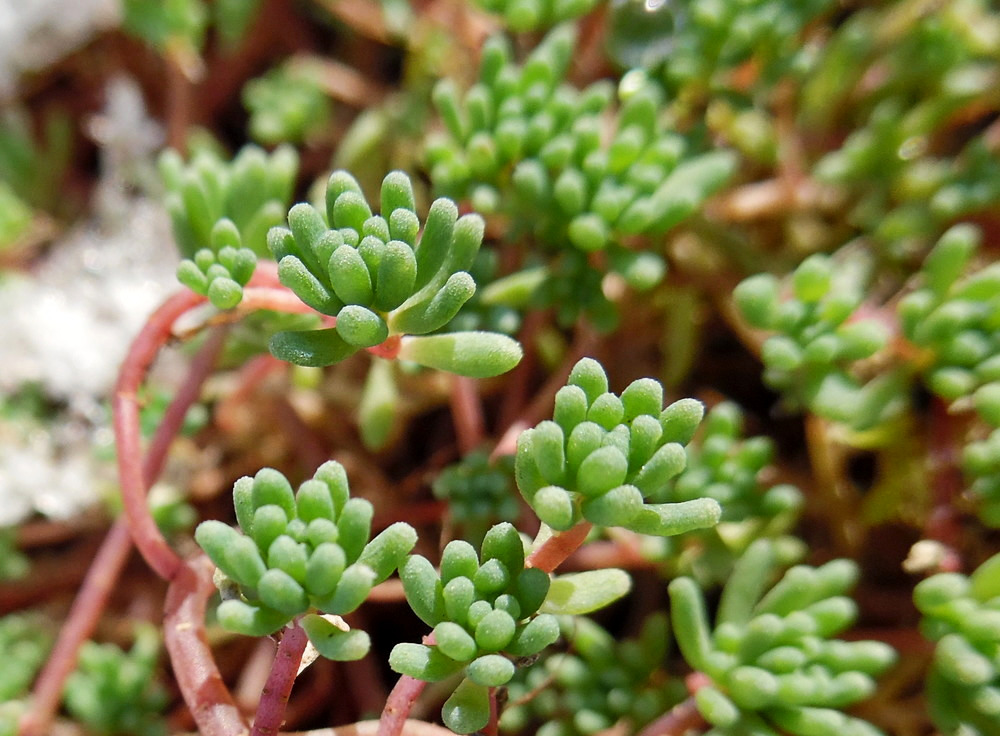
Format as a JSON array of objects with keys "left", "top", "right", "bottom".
[
  {"left": 670, "top": 540, "right": 896, "bottom": 736},
  {"left": 915, "top": 552, "right": 1000, "bottom": 736},
  {"left": 515, "top": 357, "right": 722, "bottom": 535},
  {"left": 266, "top": 169, "right": 522, "bottom": 377},
  {"left": 389, "top": 522, "right": 631, "bottom": 733},
  {"left": 195, "top": 461, "right": 416, "bottom": 660}
]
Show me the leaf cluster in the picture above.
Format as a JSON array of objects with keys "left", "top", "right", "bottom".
[
  {"left": 915, "top": 552, "right": 1000, "bottom": 736},
  {"left": 159, "top": 143, "right": 298, "bottom": 258},
  {"left": 670, "top": 540, "right": 896, "bottom": 736},
  {"left": 195, "top": 462, "right": 416, "bottom": 659},
  {"left": 62, "top": 625, "right": 169, "bottom": 736},
  {"left": 390, "top": 522, "right": 563, "bottom": 733},
  {"left": 516, "top": 357, "right": 722, "bottom": 534},
  {"left": 500, "top": 614, "right": 683, "bottom": 736},
  {"left": 267, "top": 169, "right": 522, "bottom": 376}
]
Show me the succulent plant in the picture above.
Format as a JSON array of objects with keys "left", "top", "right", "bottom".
[
  {"left": 515, "top": 357, "right": 722, "bottom": 535},
  {"left": 195, "top": 461, "right": 416, "bottom": 659},
  {"left": 267, "top": 169, "right": 522, "bottom": 376}
]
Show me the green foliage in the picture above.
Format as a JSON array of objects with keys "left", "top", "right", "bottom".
[
  {"left": 62, "top": 624, "right": 168, "bottom": 736},
  {"left": 121, "top": 0, "right": 208, "bottom": 57},
  {"left": 268, "top": 169, "right": 522, "bottom": 375},
  {"left": 243, "top": 62, "right": 332, "bottom": 145},
  {"left": 643, "top": 401, "right": 804, "bottom": 585},
  {"left": 433, "top": 449, "right": 519, "bottom": 545},
  {"left": 963, "top": 429, "right": 1000, "bottom": 527},
  {"left": 899, "top": 224, "right": 1000, "bottom": 416},
  {"left": 425, "top": 26, "right": 733, "bottom": 328},
  {"left": 734, "top": 253, "right": 903, "bottom": 431},
  {"left": 195, "top": 462, "right": 416, "bottom": 657},
  {"left": 669, "top": 540, "right": 896, "bottom": 735},
  {"left": 0, "top": 528, "right": 29, "bottom": 581},
  {"left": 471, "top": 0, "right": 600, "bottom": 33},
  {"left": 915, "top": 552, "right": 1000, "bottom": 736},
  {"left": 0, "top": 107, "right": 73, "bottom": 213},
  {"left": 0, "top": 613, "right": 52, "bottom": 702},
  {"left": 159, "top": 143, "right": 298, "bottom": 257},
  {"left": 391, "top": 522, "right": 574, "bottom": 733},
  {"left": 500, "top": 614, "right": 684, "bottom": 736},
  {"left": 175, "top": 220, "right": 257, "bottom": 309},
  {"left": 515, "top": 357, "right": 722, "bottom": 534},
  {"left": 0, "top": 181, "right": 34, "bottom": 247}
]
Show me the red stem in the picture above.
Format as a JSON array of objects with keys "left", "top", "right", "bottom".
[
  {"left": 164, "top": 556, "right": 248, "bottom": 736},
  {"left": 252, "top": 621, "right": 310, "bottom": 736},
  {"left": 20, "top": 325, "right": 229, "bottom": 736},
  {"left": 635, "top": 695, "right": 706, "bottom": 736},
  {"left": 450, "top": 375, "right": 485, "bottom": 455},
  {"left": 18, "top": 520, "right": 133, "bottom": 736},
  {"left": 114, "top": 289, "right": 207, "bottom": 580},
  {"left": 375, "top": 675, "right": 429, "bottom": 736},
  {"left": 525, "top": 522, "right": 594, "bottom": 574}
]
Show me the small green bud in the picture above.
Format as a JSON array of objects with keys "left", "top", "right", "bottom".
[
  {"left": 434, "top": 621, "right": 478, "bottom": 662},
  {"left": 475, "top": 609, "right": 517, "bottom": 651},
  {"left": 258, "top": 568, "right": 308, "bottom": 615},
  {"left": 734, "top": 273, "right": 779, "bottom": 329},
  {"left": 336, "top": 498, "right": 374, "bottom": 563},
  {"left": 568, "top": 358, "right": 609, "bottom": 403},
  {"left": 659, "top": 399, "right": 704, "bottom": 444},
  {"left": 467, "top": 654, "right": 515, "bottom": 687}
]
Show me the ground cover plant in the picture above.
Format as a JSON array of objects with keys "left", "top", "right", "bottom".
[{"left": 2, "top": 1, "right": 1000, "bottom": 736}]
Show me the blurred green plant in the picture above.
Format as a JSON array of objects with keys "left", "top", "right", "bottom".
[
  {"left": 62, "top": 624, "right": 169, "bottom": 736},
  {"left": 670, "top": 539, "right": 897, "bottom": 735},
  {"left": 915, "top": 552, "right": 1000, "bottom": 736}
]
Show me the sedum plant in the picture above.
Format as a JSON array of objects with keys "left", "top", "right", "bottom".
[
  {"left": 390, "top": 522, "right": 570, "bottom": 733},
  {"left": 643, "top": 401, "right": 804, "bottom": 585},
  {"left": 158, "top": 143, "right": 299, "bottom": 257},
  {"left": 195, "top": 461, "right": 416, "bottom": 659},
  {"left": 734, "top": 252, "right": 901, "bottom": 431},
  {"left": 515, "top": 357, "right": 722, "bottom": 535},
  {"left": 500, "top": 613, "right": 684, "bottom": 736},
  {"left": 267, "top": 169, "right": 522, "bottom": 376},
  {"left": 915, "top": 552, "right": 1000, "bottom": 736},
  {"left": 669, "top": 539, "right": 897, "bottom": 736},
  {"left": 62, "top": 625, "right": 169, "bottom": 736}
]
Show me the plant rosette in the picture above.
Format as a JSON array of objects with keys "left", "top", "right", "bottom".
[{"left": 195, "top": 461, "right": 416, "bottom": 660}]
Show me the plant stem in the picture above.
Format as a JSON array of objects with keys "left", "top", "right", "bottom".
[
  {"left": 375, "top": 675, "right": 429, "bottom": 736},
  {"left": 450, "top": 375, "right": 485, "bottom": 454},
  {"left": 525, "top": 522, "right": 594, "bottom": 574},
  {"left": 21, "top": 325, "right": 229, "bottom": 736},
  {"left": 252, "top": 621, "right": 310, "bottom": 736},
  {"left": 634, "top": 695, "right": 706, "bottom": 736},
  {"left": 114, "top": 289, "right": 207, "bottom": 580},
  {"left": 164, "top": 556, "right": 248, "bottom": 736},
  {"left": 18, "top": 519, "right": 133, "bottom": 736}
]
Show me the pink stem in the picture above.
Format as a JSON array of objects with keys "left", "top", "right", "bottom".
[
  {"left": 376, "top": 676, "right": 429, "bottom": 736},
  {"left": 525, "top": 522, "right": 594, "bottom": 574},
  {"left": 164, "top": 556, "right": 248, "bottom": 736},
  {"left": 450, "top": 375, "right": 485, "bottom": 455},
  {"left": 20, "top": 325, "right": 229, "bottom": 736},
  {"left": 114, "top": 289, "right": 207, "bottom": 580},
  {"left": 634, "top": 695, "right": 705, "bottom": 736},
  {"left": 252, "top": 621, "right": 309, "bottom": 736},
  {"left": 18, "top": 519, "right": 133, "bottom": 736}
]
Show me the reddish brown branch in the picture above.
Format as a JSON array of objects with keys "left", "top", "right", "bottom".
[
  {"left": 252, "top": 621, "right": 309, "bottom": 736},
  {"left": 375, "top": 675, "right": 429, "bottom": 736},
  {"left": 18, "top": 520, "right": 134, "bottom": 736},
  {"left": 21, "top": 326, "right": 229, "bottom": 736},
  {"left": 165, "top": 556, "right": 249, "bottom": 736},
  {"left": 450, "top": 375, "right": 485, "bottom": 455},
  {"left": 525, "top": 522, "right": 594, "bottom": 574},
  {"left": 635, "top": 695, "right": 706, "bottom": 736},
  {"left": 114, "top": 289, "right": 206, "bottom": 581}
]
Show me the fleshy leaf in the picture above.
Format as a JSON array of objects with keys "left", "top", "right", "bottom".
[{"left": 541, "top": 569, "right": 631, "bottom": 615}]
